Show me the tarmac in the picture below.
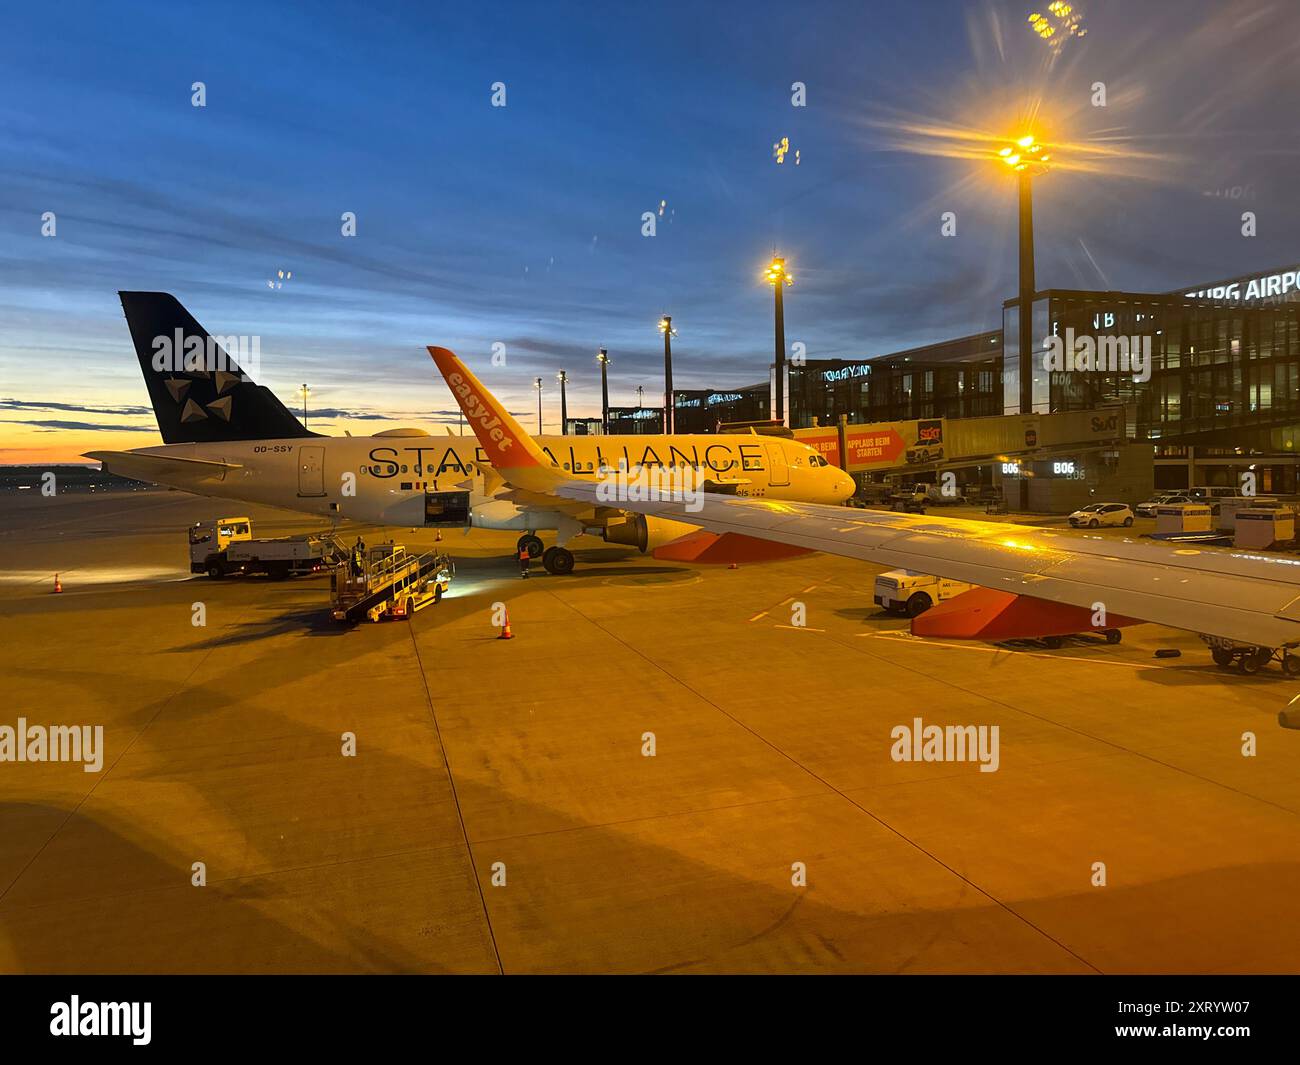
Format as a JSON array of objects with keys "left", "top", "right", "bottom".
[{"left": 2, "top": 488, "right": 1299, "bottom": 974}]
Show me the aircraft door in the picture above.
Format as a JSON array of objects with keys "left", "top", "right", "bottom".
[
  {"left": 764, "top": 443, "right": 790, "bottom": 487},
  {"left": 424, "top": 490, "right": 471, "bottom": 528},
  {"left": 297, "top": 446, "right": 326, "bottom": 497}
]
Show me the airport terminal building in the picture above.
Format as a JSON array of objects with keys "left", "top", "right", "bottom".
[
  {"left": 590, "top": 262, "right": 1300, "bottom": 504},
  {"left": 771, "top": 263, "right": 1300, "bottom": 497}
]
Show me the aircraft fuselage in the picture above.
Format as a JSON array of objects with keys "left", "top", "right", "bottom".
[{"left": 110, "top": 431, "right": 855, "bottom": 529}]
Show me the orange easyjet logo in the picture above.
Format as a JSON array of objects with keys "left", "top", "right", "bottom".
[{"left": 447, "top": 371, "right": 514, "bottom": 453}]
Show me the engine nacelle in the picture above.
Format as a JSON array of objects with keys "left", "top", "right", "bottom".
[{"left": 602, "top": 514, "right": 698, "bottom": 553}]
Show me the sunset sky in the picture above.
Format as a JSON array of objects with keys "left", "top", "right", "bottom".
[{"left": 4, "top": 0, "right": 1299, "bottom": 463}]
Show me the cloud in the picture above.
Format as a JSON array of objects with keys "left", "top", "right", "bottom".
[
  {"left": 308, "top": 408, "right": 391, "bottom": 421},
  {"left": 1, "top": 418, "right": 154, "bottom": 433},
  {"left": 0, "top": 398, "right": 152, "bottom": 417}
]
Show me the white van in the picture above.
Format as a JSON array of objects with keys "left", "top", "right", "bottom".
[
  {"left": 874, "top": 569, "right": 971, "bottom": 617},
  {"left": 1189, "top": 486, "right": 1261, "bottom": 518}
]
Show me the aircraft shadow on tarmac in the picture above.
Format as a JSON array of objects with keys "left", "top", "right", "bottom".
[
  {"left": 5, "top": 750, "right": 1300, "bottom": 973},
  {"left": 833, "top": 606, "right": 897, "bottom": 623},
  {"left": 0, "top": 802, "right": 465, "bottom": 974},
  {"left": 4, "top": 617, "right": 1300, "bottom": 973}
]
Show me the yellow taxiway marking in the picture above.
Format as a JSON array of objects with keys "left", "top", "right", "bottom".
[
  {"left": 774, "top": 624, "right": 826, "bottom": 633},
  {"left": 749, "top": 590, "right": 807, "bottom": 623}
]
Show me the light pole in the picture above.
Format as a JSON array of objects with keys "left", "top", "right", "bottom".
[
  {"left": 763, "top": 256, "right": 794, "bottom": 425},
  {"left": 997, "top": 135, "right": 1052, "bottom": 416},
  {"left": 557, "top": 369, "right": 569, "bottom": 434},
  {"left": 596, "top": 348, "right": 610, "bottom": 434},
  {"left": 635, "top": 385, "right": 644, "bottom": 435},
  {"left": 300, "top": 383, "right": 310, "bottom": 429},
  {"left": 658, "top": 316, "right": 677, "bottom": 433},
  {"left": 534, "top": 376, "right": 543, "bottom": 434}
]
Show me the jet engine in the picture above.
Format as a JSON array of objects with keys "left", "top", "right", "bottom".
[{"left": 602, "top": 514, "right": 699, "bottom": 553}]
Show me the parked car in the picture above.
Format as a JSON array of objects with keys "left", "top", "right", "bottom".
[
  {"left": 1187, "top": 485, "right": 1258, "bottom": 516},
  {"left": 898, "top": 482, "right": 962, "bottom": 506},
  {"left": 1135, "top": 493, "right": 1192, "bottom": 518},
  {"left": 1068, "top": 503, "right": 1134, "bottom": 528}
]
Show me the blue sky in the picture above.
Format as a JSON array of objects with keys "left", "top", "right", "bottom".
[{"left": 3, "top": 0, "right": 1299, "bottom": 458}]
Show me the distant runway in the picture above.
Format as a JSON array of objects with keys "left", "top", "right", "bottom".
[{"left": 1, "top": 490, "right": 1298, "bottom": 973}]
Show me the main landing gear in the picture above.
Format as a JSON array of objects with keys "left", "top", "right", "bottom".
[
  {"left": 541, "top": 545, "right": 575, "bottom": 575},
  {"left": 516, "top": 533, "right": 574, "bottom": 575}
]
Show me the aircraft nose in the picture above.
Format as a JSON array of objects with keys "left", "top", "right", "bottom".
[{"left": 834, "top": 475, "right": 854, "bottom": 501}]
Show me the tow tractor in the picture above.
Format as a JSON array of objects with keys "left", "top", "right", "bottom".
[
  {"left": 330, "top": 543, "right": 454, "bottom": 624},
  {"left": 190, "top": 517, "right": 346, "bottom": 579},
  {"left": 1200, "top": 635, "right": 1300, "bottom": 676}
]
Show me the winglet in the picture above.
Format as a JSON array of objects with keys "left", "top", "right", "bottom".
[{"left": 427, "top": 346, "right": 559, "bottom": 492}]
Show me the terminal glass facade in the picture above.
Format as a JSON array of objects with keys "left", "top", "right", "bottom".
[
  {"left": 787, "top": 333, "right": 1003, "bottom": 428},
  {"left": 1004, "top": 289, "right": 1300, "bottom": 447}
]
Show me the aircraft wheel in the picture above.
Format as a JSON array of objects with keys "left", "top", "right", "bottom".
[
  {"left": 1283, "top": 653, "right": 1300, "bottom": 677},
  {"left": 1105, "top": 629, "right": 1122, "bottom": 645},
  {"left": 1238, "top": 649, "right": 1269, "bottom": 675},
  {"left": 1211, "top": 648, "right": 1234, "bottom": 668},
  {"left": 905, "top": 593, "right": 932, "bottom": 618},
  {"left": 543, "top": 546, "right": 575, "bottom": 575},
  {"left": 518, "top": 534, "right": 544, "bottom": 559}
]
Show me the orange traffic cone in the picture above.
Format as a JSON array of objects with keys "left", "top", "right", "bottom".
[
  {"left": 498, "top": 608, "right": 514, "bottom": 640},
  {"left": 53, "top": 573, "right": 63, "bottom": 593}
]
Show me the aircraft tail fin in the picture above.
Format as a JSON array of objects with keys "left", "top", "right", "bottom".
[
  {"left": 119, "top": 291, "right": 318, "bottom": 444},
  {"left": 427, "top": 345, "right": 560, "bottom": 492}
]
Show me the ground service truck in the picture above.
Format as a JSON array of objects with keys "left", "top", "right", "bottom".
[{"left": 188, "top": 517, "right": 346, "bottom": 579}]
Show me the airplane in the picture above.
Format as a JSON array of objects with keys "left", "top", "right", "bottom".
[
  {"left": 87, "top": 292, "right": 855, "bottom": 574},
  {"left": 427, "top": 342, "right": 1300, "bottom": 679}
]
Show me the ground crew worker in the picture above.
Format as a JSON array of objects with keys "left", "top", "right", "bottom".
[{"left": 518, "top": 545, "right": 531, "bottom": 579}]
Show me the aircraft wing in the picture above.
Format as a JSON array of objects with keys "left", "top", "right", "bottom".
[
  {"left": 553, "top": 480, "right": 1300, "bottom": 648},
  {"left": 84, "top": 450, "right": 243, "bottom": 482}
]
